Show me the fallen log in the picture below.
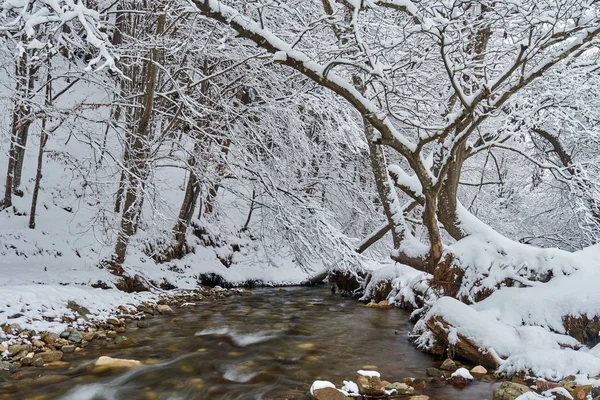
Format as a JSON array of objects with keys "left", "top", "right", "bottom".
[{"left": 425, "top": 315, "right": 501, "bottom": 370}]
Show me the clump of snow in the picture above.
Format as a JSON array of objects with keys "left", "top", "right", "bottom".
[
  {"left": 357, "top": 370, "right": 381, "bottom": 377},
  {"left": 310, "top": 380, "right": 336, "bottom": 395},
  {"left": 341, "top": 380, "right": 359, "bottom": 395},
  {"left": 361, "top": 261, "right": 433, "bottom": 309},
  {"left": 451, "top": 368, "right": 473, "bottom": 380}
]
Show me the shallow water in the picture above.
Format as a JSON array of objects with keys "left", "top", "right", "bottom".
[{"left": 0, "top": 287, "right": 498, "bottom": 399}]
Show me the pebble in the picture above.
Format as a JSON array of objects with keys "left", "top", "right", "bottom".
[{"left": 137, "top": 321, "right": 149, "bottom": 329}]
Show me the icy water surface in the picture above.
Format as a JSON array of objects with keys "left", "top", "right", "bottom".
[{"left": 0, "top": 287, "right": 498, "bottom": 399}]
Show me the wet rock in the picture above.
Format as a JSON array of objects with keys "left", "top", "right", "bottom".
[
  {"left": 83, "top": 332, "right": 95, "bottom": 342},
  {"left": 411, "top": 380, "right": 426, "bottom": 390},
  {"left": 107, "top": 331, "right": 118, "bottom": 339},
  {"left": 386, "top": 382, "right": 415, "bottom": 395},
  {"left": 20, "top": 352, "right": 35, "bottom": 366},
  {"left": 67, "top": 330, "right": 83, "bottom": 343},
  {"left": 115, "top": 326, "right": 127, "bottom": 334},
  {"left": 493, "top": 382, "right": 531, "bottom": 400},
  {"left": 440, "top": 358, "right": 458, "bottom": 371},
  {"left": 32, "top": 357, "right": 45, "bottom": 367},
  {"left": 157, "top": 305, "right": 173, "bottom": 314},
  {"left": 61, "top": 345, "right": 75, "bottom": 353},
  {"left": 114, "top": 336, "right": 134, "bottom": 345},
  {"left": 449, "top": 368, "right": 473, "bottom": 385},
  {"left": 313, "top": 387, "right": 350, "bottom": 400},
  {"left": 356, "top": 371, "right": 385, "bottom": 396},
  {"left": 137, "top": 321, "right": 149, "bottom": 329},
  {"left": 7, "top": 345, "right": 23, "bottom": 357},
  {"left": 94, "top": 356, "right": 141, "bottom": 370},
  {"left": 409, "top": 396, "right": 430, "bottom": 400},
  {"left": 0, "top": 361, "right": 18, "bottom": 373},
  {"left": 137, "top": 304, "right": 154, "bottom": 315},
  {"left": 426, "top": 368, "right": 444, "bottom": 378},
  {"left": 107, "top": 317, "right": 121, "bottom": 325},
  {"left": 471, "top": 365, "right": 488, "bottom": 375},
  {"left": 38, "top": 350, "right": 63, "bottom": 363}
]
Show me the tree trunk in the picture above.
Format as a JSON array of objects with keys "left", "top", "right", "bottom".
[
  {"left": 364, "top": 120, "right": 405, "bottom": 248},
  {"left": 29, "top": 64, "right": 53, "bottom": 229},
  {"left": 437, "top": 145, "right": 468, "bottom": 240},
  {"left": 112, "top": 13, "right": 165, "bottom": 274},
  {"left": 423, "top": 192, "right": 443, "bottom": 273},
  {"left": 170, "top": 157, "right": 201, "bottom": 258},
  {"left": 12, "top": 62, "right": 36, "bottom": 191},
  {"left": 3, "top": 53, "right": 32, "bottom": 209}
]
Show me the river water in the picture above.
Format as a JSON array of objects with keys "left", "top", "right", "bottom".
[{"left": 1, "top": 287, "right": 497, "bottom": 399}]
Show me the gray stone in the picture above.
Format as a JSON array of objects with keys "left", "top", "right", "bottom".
[
  {"left": 61, "top": 345, "right": 76, "bottom": 353},
  {"left": 67, "top": 330, "right": 83, "bottom": 343},
  {"left": 387, "top": 382, "right": 415, "bottom": 395},
  {"left": 492, "top": 382, "right": 531, "bottom": 400},
  {"left": 60, "top": 330, "right": 71, "bottom": 339},
  {"left": 426, "top": 368, "right": 444, "bottom": 378},
  {"left": 440, "top": 358, "right": 458, "bottom": 371}
]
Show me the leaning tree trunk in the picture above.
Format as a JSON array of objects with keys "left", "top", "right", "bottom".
[{"left": 112, "top": 13, "right": 165, "bottom": 275}]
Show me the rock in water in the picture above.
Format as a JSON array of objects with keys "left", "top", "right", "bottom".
[
  {"left": 38, "top": 350, "right": 63, "bottom": 363},
  {"left": 356, "top": 370, "right": 385, "bottom": 396},
  {"left": 312, "top": 387, "right": 350, "bottom": 400},
  {"left": 493, "top": 382, "right": 531, "bottom": 400},
  {"left": 449, "top": 368, "right": 473, "bottom": 385},
  {"left": 94, "top": 356, "right": 141, "bottom": 369},
  {"left": 471, "top": 365, "right": 488, "bottom": 375},
  {"left": 426, "top": 367, "right": 444, "bottom": 378},
  {"left": 440, "top": 358, "right": 457, "bottom": 371},
  {"left": 157, "top": 305, "right": 173, "bottom": 314}
]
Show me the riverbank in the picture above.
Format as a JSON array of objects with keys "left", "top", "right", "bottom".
[{"left": 0, "top": 286, "right": 251, "bottom": 377}]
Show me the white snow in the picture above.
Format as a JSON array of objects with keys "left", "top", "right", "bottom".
[
  {"left": 357, "top": 369, "right": 381, "bottom": 377},
  {"left": 310, "top": 380, "right": 336, "bottom": 395},
  {"left": 341, "top": 380, "right": 360, "bottom": 395},
  {"left": 451, "top": 367, "right": 474, "bottom": 380}
]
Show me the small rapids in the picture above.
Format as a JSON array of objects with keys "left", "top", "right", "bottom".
[{"left": 0, "top": 287, "right": 498, "bottom": 399}]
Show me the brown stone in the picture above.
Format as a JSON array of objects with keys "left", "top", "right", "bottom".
[
  {"left": 313, "top": 387, "right": 350, "bottom": 400},
  {"left": 536, "top": 380, "right": 560, "bottom": 392},
  {"left": 38, "top": 350, "right": 63, "bottom": 363},
  {"left": 42, "top": 335, "right": 55, "bottom": 345},
  {"left": 356, "top": 372, "right": 385, "bottom": 396},
  {"left": 136, "top": 321, "right": 149, "bottom": 329},
  {"left": 411, "top": 380, "right": 426, "bottom": 390}
]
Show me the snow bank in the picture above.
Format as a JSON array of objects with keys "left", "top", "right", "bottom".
[
  {"left": 361, "top": 261, "right": 433, "bottom": 308},
  {"left": 0, "top": 285, "right": 155, "bottom": 335},
  {"left": 416, "top": 242, "right": 600, "bottom": 380}
]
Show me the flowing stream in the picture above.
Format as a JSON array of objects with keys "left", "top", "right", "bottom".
[{"left": 1, "top": 287, "right": 498, "bottom": 399}]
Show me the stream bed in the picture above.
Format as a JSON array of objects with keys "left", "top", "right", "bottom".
[{"left": 1, "top": 287, "right": 498, "bottom": 399}]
